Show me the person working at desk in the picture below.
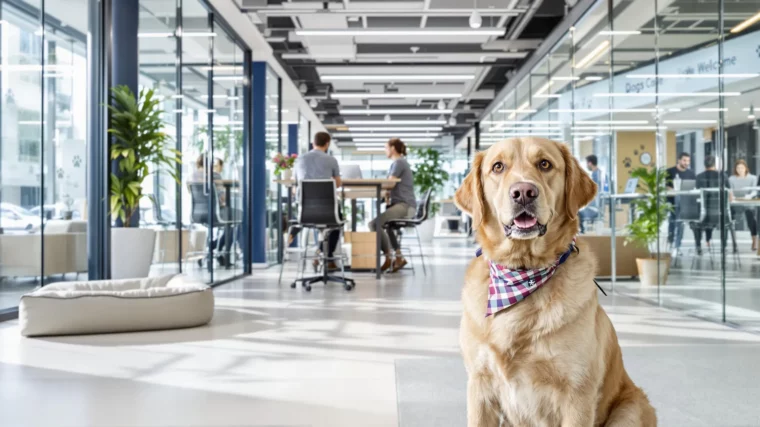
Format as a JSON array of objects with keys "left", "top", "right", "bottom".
[
  {"left": 729, "top": 159, "right": 758, "bottom": 251},
  {"left": 578, "top": 155, "right": 604, "bottom": 234},
  {"left": 665, "top": 152, "right": 696, "bottom": 252},
  {"left": 694, "top": 155, "right": 736, "bottom": 255},
  {"left": 290, "top": 132, "right": 343, "bottom": 270},
  {"left": 369, "top": 138, "right": 417, "bottom": 273}
]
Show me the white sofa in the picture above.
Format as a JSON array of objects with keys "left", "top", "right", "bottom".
[
  {"left": 19, "top": 274, "right": 214, "bottom": 337},
  {"left": 0, "top": 220, "right": 87, "bottom": 277}
]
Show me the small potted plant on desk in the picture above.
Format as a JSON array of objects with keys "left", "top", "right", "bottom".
[
  {"left": 412, "top": 147, "right": 449, "bottom": 243},
  {"left": 272, "top": 153, "right": 297, "bottom": 181},
  {"left": 108, "top": 85, "right": 180, "bottom": 279},
  {"left": 625, "top": 166, "right": 672, "bottom": 286}
]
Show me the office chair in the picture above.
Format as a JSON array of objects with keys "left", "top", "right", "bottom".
[
  {"left": 699, "top": 188, "right": 740, "bottom": 268},
  {"left": 382, "top": 188, "right": 433, "bottom": 275},
  {"left": 185, "top": 182, "right": 240, "bottom": 270},
  {"left": 289, "top": 179, "right": 355, "bottom": 292}
]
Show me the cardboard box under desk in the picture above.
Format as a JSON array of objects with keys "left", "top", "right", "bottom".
[{"left": 344, "top": 232, "right": 377, "bottom": 269}]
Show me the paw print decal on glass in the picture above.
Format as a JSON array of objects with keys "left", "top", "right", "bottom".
[
  {"left": 623, "top": 157, "right": 632, "bottom": 168},
  {"left": 72, "top": 155, "right": 82, "bottom": 168}
]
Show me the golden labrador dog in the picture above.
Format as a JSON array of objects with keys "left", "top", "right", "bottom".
[{"left": 455, "top": 138, "right": 656, "bottom": 427}]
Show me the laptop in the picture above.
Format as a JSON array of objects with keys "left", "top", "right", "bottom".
[
  {"left": 624, "top": 178, "right": 639, "bottom": 194},
  {"left": 679, "top": 179, "right": 696, "bottom": 191},
  {"left": 341, "top": 164, "right": 363, "bottom": 179}
]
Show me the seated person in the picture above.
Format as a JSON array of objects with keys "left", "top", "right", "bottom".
[
  {"left": 729, "top": 159, "right": 758, "bottom": 251},
  {"left": 369, "top": 138, "right": 417, "bottom": 272},
  {"left": 290, "top": 132, "right": 343, "bottom": 269},
  {"left": 578, "top": 155, "right": 603, "bottom": 233},
  {"left": 693, "top": 155, "right": 734, "bottom": 255}
]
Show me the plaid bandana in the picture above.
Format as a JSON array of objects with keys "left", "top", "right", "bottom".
[{"left": 478, "top": 238, "right": 576, "bottom": 317}]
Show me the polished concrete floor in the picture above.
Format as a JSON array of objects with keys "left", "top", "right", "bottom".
[{"left": 1, "top": 239, "right": 760, "bottom": 426}]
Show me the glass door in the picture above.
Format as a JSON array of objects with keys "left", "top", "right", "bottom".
[
  {"left": 210, "top": 29, "right": 245, "bottom": 280},
  {"left": 180, "top": 0, "right": 215, "bottom": 283}
]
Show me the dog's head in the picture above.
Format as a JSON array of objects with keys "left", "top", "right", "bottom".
[{"left": 455, "top": 138, "right": 596, "bottom": 266}]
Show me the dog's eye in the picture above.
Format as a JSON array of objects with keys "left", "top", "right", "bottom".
[
  {"left": 538, "top": 159, "right": 552, "bottom": 171},
  {"left": 492, "top": 161, "right": 505, "bottom": 174}
]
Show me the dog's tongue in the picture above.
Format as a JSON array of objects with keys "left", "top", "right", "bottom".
[{"left": 514, "top": 213, "right": 537, "bottom": 229}]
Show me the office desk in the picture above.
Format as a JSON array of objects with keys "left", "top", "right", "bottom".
[{"left": 274, "top": 178, "right": 399, "bottom": 278}]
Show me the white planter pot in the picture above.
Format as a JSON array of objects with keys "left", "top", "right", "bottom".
[
  {"left": 635, "top": 257, "right": 670, "bottom": 286},
  {"left": 417, "top": 219, "right": 435, "bottom": 244},
  {"left": 280, "top": 170, "right": 292, "bottom": 180},
  {"left": 112, "top": 228, "right": 157, "bottom": 279}
]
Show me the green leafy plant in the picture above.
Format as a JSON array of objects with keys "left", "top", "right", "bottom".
[
  {"left": 108, "top": 85, "right": 180, "bottom": 226},
  {"left": 192, "top": 125, "right": 243, "bottom": 160},
  {"left": 625, "top": 167, "right": 672, "bottom": 256},
  {"left": 411, "top": 147, "right": 449, "bottom": 216}
]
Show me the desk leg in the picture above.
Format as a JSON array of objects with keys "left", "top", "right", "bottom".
[
  {"left": 351, "top": 199, "right": 357, "bottom": 232},
  {"left": 225, "top": 186, "right": 233, "bottom": 268},
  {"left": 376, "top": 184, "right": 381, "bottom": 279}
]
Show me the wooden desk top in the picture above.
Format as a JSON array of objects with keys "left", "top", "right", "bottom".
[{"left": 274, "top": 178, "right": 399, "bottom": 190}]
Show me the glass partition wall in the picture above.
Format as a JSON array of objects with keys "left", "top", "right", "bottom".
[
  {"left": 139, "top": 0, "right": 250, "bottom": 284},
  {"left": 479, "top": 0, "right": 760, "bottom": 329},
  {"left": 0, "top": 0, "right": 89, "bottom": 312}
]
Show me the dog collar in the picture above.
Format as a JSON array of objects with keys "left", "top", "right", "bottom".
[{"left": 477, "top": 238, "right": 576, "bottom": 317}]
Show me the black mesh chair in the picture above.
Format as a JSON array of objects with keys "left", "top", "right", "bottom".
[
  {"left": 289, "top": 180, "right": 354, "bottom": 292},
  {"left": 696, "top": 188, "right": 740, "bottom": 268},
  {"left": 186, "top": 182, "right": 240, "bottom": 269},
  {"left": 382, "top": 188, "right": 433, "bottom": 275}
]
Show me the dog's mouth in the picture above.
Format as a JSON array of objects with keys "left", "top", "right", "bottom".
[{"left": 504, "top": 211, "right": 547, "bottom": 238}]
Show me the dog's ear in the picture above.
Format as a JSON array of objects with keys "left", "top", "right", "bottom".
[
  {"left": 559, "top": 143, "right": 597, "bottom": 220},
  {"left": 455, "top": 151, "right": 486, "bottom": 228}
]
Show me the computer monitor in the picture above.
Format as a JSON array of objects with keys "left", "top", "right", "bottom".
[
  {"left": 624, "top": 178, "right": 639, "bottom": 194},
  {"left": 341, "top": 164, "right": 363, "bottom": 179}
]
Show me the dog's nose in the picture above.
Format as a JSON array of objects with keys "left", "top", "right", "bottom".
[{"left": 510, "top": 182, "right": 539, "bottom": 205}]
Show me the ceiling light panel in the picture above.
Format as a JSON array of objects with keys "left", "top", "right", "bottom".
[
  {"left": 331, "top": 93, "right": 462, "bottom": 99},
  {"left": 322, "top": 75, "right": 475, "bottom": 81},
  {"left": 340, "top": 109, "right": 453, "bottom": 115}
]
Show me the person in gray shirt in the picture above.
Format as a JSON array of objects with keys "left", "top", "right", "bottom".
[
  {"left": 290, "top": 132, "right": 343, "bottom": 268},
  {"left": 369, "top": 138, "right": 417, "bottom": 272}
]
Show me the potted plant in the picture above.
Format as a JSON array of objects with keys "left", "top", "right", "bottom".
[
  {"left": 272, "top": 152, "right": 297, "bottom": 180},
  {"left": 411, "top": 147, "right": 449, "bottom": 242},
  {"left": 624, "top": 167, "right": 672, "bottom": 286},
  {"left": 61, "top": 194, "right": 74, "bottom": 220},
  {"left": 108, "top": 85, "right": 180, "bottom": 279}
]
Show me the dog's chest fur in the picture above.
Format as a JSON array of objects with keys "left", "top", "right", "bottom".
[{"left": 460, "top": 250, "right": 600, "bottom": 426}]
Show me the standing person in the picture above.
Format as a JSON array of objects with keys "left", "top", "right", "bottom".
[
  {"left": 290, "top": 132, "right": 343, "bottom": 269},
  {"left": 369, "top": 138, "right": 417, "bottom": 273},
  {"left": 694, "top": 155, "right": 733, "bottom": 254},
  {"left": 578, "top": 155, "right": 603, "bottom": 233},
  {"left": 665, "top": 152, "right": 696, "bottom": 252},
  {"left": 729, "top": 159, "right": 758, "bottom": 251}
]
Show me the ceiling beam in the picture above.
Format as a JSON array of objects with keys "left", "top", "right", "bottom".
[{"left": 243, "top": 8, "right": 526, "bottom": 17}]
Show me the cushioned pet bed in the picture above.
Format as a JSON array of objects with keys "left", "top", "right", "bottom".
[{"left": 19, "top": 274, "right": 214, "bottom": 337}]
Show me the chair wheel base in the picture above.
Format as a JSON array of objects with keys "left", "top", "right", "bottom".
[{"left": 290, "top": 282, "right": 297, "bottom": 289}]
